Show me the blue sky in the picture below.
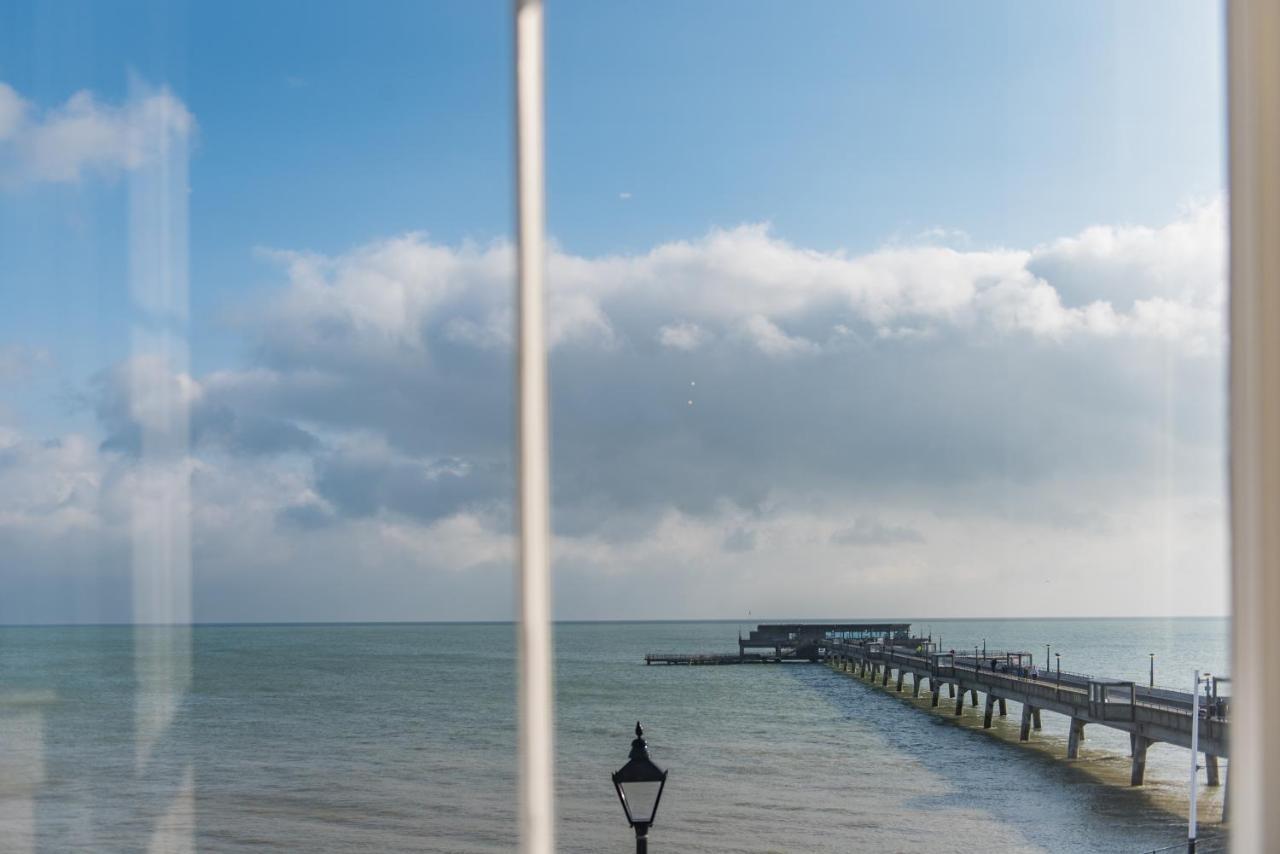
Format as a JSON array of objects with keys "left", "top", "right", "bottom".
[
  {"left": 0, "top": 1, "right": 1229, "bottom": 622},
  {"left": 1, "top": 1, "right": 1222, "bottom": 385}
]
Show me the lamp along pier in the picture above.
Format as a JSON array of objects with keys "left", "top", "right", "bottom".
[{"left": 647, "top": 623, "right": 1231, "bottom": 809}]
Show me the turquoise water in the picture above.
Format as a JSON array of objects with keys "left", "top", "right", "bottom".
[{"left": 0, "top": 619, "right": 1227, "bottom": 852}]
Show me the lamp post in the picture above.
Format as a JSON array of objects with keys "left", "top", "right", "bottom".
[
  {"left": 612, "top": 722, "right": 668, "bottom": 853},
  {"left": 1149, "top": 653, "right": 1155, "bottom": 688},
  {"left": 1055, "top": 653, "right": 1061, "bottom": 684},
  {"left": 1045, "top": 643, "right": 1050, "bottom": 671},
  {"left": 1188, "top": 671, "right": 1213, "bottom": 854}
]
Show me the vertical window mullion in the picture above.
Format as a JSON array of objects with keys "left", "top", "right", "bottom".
[
  {"left": 1227, "top": 0, "right": 1280, "bottom": 848},
  {"left": 514, "top": 1, "right": 555, "bottom": 851}
]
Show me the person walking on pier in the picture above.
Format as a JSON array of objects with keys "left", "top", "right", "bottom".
[{"left": 1030, "top": 662, "right": 1039, "bottom": 680}]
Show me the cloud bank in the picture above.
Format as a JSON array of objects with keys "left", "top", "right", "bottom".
[{"left": 0, "top": 199, "right": 1228, "bottom": 622}]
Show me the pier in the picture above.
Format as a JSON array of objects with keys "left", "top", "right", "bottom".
[
  {"left": 648, "top": 623, "right": 1231, "bottom": 811},
  {"left": 646, "top": 623, "right": 920, "bottom": 665}
]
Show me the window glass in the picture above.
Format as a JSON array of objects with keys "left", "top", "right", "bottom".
[
  {"left": 1, "top": 2, "right": 518, "bottom": 850},
  {"left": 546, "top": 2, "right": 1227, "bottom": 852},
  {"left": 0, "top": 2, "right": 1229, "bottom": 852}
]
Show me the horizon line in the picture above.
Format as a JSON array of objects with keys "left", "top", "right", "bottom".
[{"left": 0, "top": 614, "right": 1231, "bottom": 629}]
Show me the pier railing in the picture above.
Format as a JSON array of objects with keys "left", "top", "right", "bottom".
[
  {"left": 655, "top": 623, "right": 1230, "bottom": 809},
  {"left": 831, "top": 641, "right": 1228, "bottom": 719}
]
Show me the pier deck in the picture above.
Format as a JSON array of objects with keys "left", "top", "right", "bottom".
[{"left": 648, "top": 623, "right": 1230, "bottom": 813}]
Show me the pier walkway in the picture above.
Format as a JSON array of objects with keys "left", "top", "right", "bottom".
[
  {"left": 648, "top": 623, "right": 1230, "bottom": 814},
  {"left": 828, "top": 639, "right": 1229, "bottom": 793}
]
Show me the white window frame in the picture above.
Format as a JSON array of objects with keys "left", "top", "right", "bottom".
[
  {"left": 514, "top": 1, "right": 555, "bottom": 852},
  {"left": 1227, "top": 0, "right": 1280, "bottom": 849}
]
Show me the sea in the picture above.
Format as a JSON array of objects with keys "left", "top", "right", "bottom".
[{"left": 0, "top": 618, "right": 1228, "bottom": 853}]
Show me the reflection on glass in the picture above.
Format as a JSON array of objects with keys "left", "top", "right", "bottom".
[{"left": 0, "top": 1, "right": 1231, "bottom": 852}]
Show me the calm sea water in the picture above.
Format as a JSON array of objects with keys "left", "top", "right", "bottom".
[{"left": 0, "top": 619, "right": 1228, "bottom": 853}]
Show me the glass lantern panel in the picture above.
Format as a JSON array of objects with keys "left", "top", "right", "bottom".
[{"left": 619, "top": 780, "right": 663, "bottom": 824}]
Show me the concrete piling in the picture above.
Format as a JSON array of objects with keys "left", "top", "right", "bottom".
[
  {"left": 1067, "top": 718, "right": 1086, "bottom": 759},
  {"left": 1130, "top": 735, "right": 1151, "bottom": 785},
  {"left": 807, "top": 633, "right": 1229, "bottom": 812}
]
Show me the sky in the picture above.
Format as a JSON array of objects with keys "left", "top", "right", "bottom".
[{"left": 0, "top": 1, "right": 1228, "bottom": 623}]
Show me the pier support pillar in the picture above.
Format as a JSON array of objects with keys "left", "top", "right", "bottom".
[
  {"left": 1206, "top": 754, "right": 1221, "bottom": 787},
  {"left": 1032, "top": 708, "right": 1042, "bottom": 730},
  {"left": 931, "top": 684, "right": 942, "bottom": 707},
  {"left": 896, "top": 670, "right": 904, "bottom": 692},
  {"left": 998, "top": 697, "right": 1007, "bottom": 716},
  {"left": 1019, "top": 705, "right": 1034, "bottom": 741},
  {"left": 969, "top": 689, "right": 979, "bottom": 707},
  {"left": 954, "top": 692, "right": 964, "bottom": 716},
  {"left": 912, "top": 675, "right": 922, "bottom": 698},
  {"left": 882, "top": 666, "right": 891, "bottom": 687},
  {"left": 983, "top": 694, "right": 996, "bottom": 728},
  {"left": 1130, "top": 736, "right": 1152, "bottom": 785},
  {"left": 948, "top": 683, "right": 956, "bottom": 698},
  {"left": 1067, "top": 718, "right": 1086, "bottom": 759}
]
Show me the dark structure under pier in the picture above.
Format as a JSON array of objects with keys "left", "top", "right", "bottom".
[
  {"left": 738, "top": 622, "right": 913, "bottom": 661},
  {"left": 645, "top": 622, "right": 917, "bottom": 665}
]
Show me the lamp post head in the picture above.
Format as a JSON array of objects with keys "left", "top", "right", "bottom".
[
  {"left": 629, "top": 722, "right": 648, "bottom": 760},
  {"left": 612, "top": 722, "right": 669, "bottom": 831}
]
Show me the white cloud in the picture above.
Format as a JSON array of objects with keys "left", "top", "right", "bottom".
[
  {"left": 0, "top": 81, "right": 194, "bottom": 185},
  {"left": 240, "top": 198, "right": 1225, "bottom": 373},
  {"left": 0, "top": 200, "right": 1231, "bottom": 621},
  {"left": 0, "top": 83, "right": 26, "bottom": 140},
  {"left": 740, "top": 314, "right": 818, "bottom": 356},
  {"left": 656, "top": 321, "right": 708, "bottom": 351}
]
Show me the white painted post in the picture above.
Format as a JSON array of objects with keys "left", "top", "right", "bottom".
[
  {"left": 1189, "top": 670, "right": 1200, "bottom": 853},
  {"left": 1228, "top": 4, "right": 1280, "bottom": 850},
  {"left": 514, "top": 1, "right": 554, "bottom": 852}
]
